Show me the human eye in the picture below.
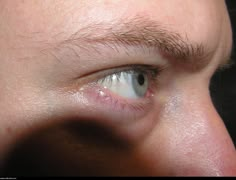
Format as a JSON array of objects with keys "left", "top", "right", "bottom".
[
  {"left": 79, "top": 65, "right": 162, "bottom": 121},
  {"left": 97, "top": 65, "right": 158, "bottom": 99},
  {"left": 66, "top": 64, "right": 165, "bottom": 142}
]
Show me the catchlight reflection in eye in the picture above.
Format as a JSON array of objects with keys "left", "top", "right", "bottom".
[{"left": 97, "top": 70, "right": 149, "bottom": 99}]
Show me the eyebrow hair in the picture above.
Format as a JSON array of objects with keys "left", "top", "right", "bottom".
[{"left": 58, "top": 16, "right": 218, "bottom": 72}]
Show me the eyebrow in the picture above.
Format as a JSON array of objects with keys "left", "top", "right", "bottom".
[{"left": 56, "top": 16, "right": 222, "bottom": 72}]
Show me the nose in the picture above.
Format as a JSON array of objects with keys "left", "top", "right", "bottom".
[
  {"left": 170, "top": 90, "right": 236, "bottom": 176},
  {"left": 142, "top": 87, "right": 236, "bottom": 176}
]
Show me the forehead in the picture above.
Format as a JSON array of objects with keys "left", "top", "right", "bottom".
[
  {"left": 0, "top": 0, "right": 231, "bottom": 65},
  {"left": 0, "top": 1, "right": 227, "bottom": 36}
]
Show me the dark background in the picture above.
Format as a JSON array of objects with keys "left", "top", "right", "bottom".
[{"left": 210, "top": 0, "right": 236, "bottom": 146}]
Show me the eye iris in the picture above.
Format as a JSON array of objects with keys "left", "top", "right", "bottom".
[
  {"left": 132, "top": 73, "right": 148, "bottom": 97},
  {"left": 98, "top": 70, "right": 150, "bottom": 99},
  {"left": 138, "top": 74, "right": 145, "bottom": 86}
]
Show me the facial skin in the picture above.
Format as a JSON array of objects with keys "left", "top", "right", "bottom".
[{"left": 0, "top": 0, "right": 235, "bottom": 176}]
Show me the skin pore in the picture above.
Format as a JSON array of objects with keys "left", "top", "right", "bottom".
[{"left": 0, "top": 0, "right": 235, "bottom": 176}]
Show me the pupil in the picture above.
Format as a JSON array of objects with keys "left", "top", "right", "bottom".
[{"left": 137, "top": 74, "right": 145, "bottom": 86}]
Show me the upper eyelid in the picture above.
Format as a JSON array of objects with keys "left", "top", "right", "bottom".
[
  {"left": 74, "top": 64, "right": 160, "bottom": 83},
  {"left": 98, "top": 68, "right": 150, "bottom": 83},
  {"left": 94, "top": 65, "right": 161, "bottom": 83}
]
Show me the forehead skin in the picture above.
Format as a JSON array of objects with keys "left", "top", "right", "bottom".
[
  {"left": 0, "top": 0, "right": 235, "bottom": 176},
  {"left": 0, "top": 0, "right": 231, "bottom": 65}
]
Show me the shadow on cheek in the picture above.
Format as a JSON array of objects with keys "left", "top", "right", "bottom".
[{"left": 2, "top": 121, "right": 147, "bottom": 176}]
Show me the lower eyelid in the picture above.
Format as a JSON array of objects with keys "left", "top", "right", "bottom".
[
  {"left": 80, "top": 84, "right": 154, "bottom": 122},
  {"left": 71, "top": 83, "right": 161, "bottom": 142}
]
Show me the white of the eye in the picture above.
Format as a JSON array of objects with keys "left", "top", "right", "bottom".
[{"left": 98, "top": 72, "right": 148, "bottom": 99}]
